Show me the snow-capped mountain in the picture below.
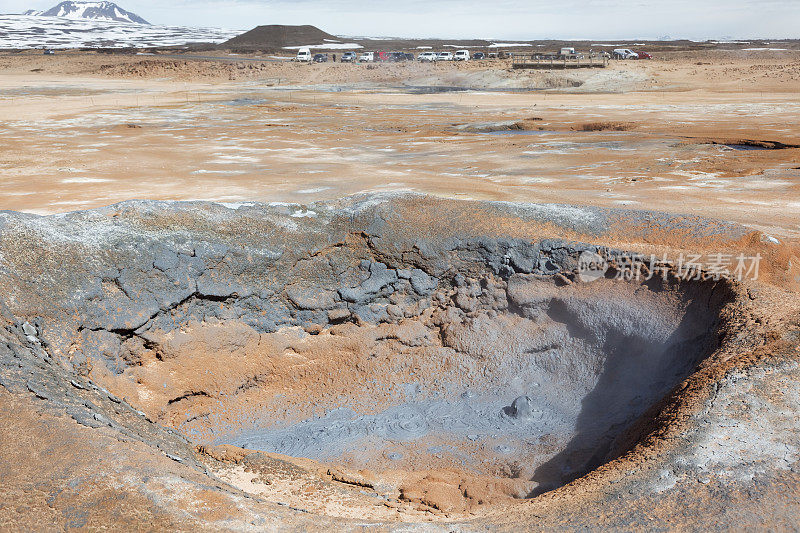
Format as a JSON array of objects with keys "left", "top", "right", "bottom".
[
  {"left": 0, "top": 15, "right": 241, "bottom": 48},
  {"left": 34, "top": 1, "right": 150, "bottom": 24}
]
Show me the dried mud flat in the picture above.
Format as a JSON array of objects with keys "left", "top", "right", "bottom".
[{"left": 0, "top": 49, "right": 799, "bottom": 530}]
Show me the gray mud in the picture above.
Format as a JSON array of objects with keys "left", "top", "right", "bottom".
[
  {"left": 0, "top": 193, "right": 745, "bottom": 494},
  {"left": 227, "top": 265, "right": 722, "bottom": 488}
]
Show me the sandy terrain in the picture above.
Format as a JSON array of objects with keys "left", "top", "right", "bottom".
[
  {"left": 0, "top": 47, "right": 799, "bottom": 529},
  {"left": 0, "top": 49, "right": 798, "bottom": 243}
]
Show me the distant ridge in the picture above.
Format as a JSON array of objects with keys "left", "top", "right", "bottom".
[
  {"left": 222, "top": 25, "right": 340, "bottom": 49},
  {"left": 28, "top": 1, "right": 150, "bottom": 24}
]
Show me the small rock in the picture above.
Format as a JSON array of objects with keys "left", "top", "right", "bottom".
[
  {"left": 69, "top": 409, "right": 104, "bottom": 428},
  {"left": 303, "top": 323, "right": 323, "bottom": 335},
  {"left": 21, "top": 322, "right": 37, "bottom": 336},
  {"left": 93, "top": 413, "right": 112, "bottom": 426},
  {"left": 328, "top": 467, "right": 376, "bottom": 488},
  {"left": 387, "top": 304, "right": 403, "bottom": 317},
  {"left": 327, "top": 308, "right": 350, "bottom": 322},
  {"left": 26, "top": 381, "right": 51, "bottom": 400}
]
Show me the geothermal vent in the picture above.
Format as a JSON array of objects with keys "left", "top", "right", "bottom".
[{"left": 0, "top": 195, "right": 750, "bottom": 516}]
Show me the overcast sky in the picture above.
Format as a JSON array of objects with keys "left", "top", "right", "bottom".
[{"left": 3, "top": 0, "right": 798, "bottom": 40}]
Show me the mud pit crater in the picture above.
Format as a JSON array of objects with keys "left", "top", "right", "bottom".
[
  {"left": 0, "top": 195, "right": 744, "bottom": 514},
  {"left": 201, "top": 270, "right": 726, "bottom": 500}
]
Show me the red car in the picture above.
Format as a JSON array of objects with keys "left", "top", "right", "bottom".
[{"left": 636, "top": 51, "right": 652, "bottom": 60}]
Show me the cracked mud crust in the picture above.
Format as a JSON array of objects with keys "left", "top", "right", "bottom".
[{"left": 0, "top": 194, "right": 798, "bottom": 529}]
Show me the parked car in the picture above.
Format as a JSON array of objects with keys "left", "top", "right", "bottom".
[
  {"left": 358, "top": 51, "right": 375, "bottom": 62},
  {"left": 454, "top": 50, "right": 470, "bottom": 61},
  {"left": 341, "top": 51, "right": 357, "bottom": 62},
  {"left": 387, "top": 52, "right": 407, "bottom": 62},
  {"left": 295, "top": 48, "right": 311, "bottom": 62},
  {"left": 636, "top": 51, "right": 652, "bottom": 59},
  {"left": 612, "top": 48, "right": 639, "bottom": 60},
  {"left": 43, "top": 49, "right": 55, "bottom": 55},
  {"left": 472, "top": 52, "right": 485, "bottom": 60},
  {"left": 418, "top": 51, "right": 438, "bottom": 62},
  {"left": 313, "top": 53, "right": 328, "bottom": 63},
  {"left": 559, "top": 47, "right": 577, "bottom": 58},
  {"left": 404, "top": 53, "right": 415, "bottom": 61},
  {"left": 437, "top": 51, "right": 454, "bottom": 61}
]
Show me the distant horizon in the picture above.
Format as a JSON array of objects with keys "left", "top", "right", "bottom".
[{"left": 1, "top": 0, "right": 798, "bottom": 41}]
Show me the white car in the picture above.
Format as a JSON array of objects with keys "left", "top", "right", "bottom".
[
  {"left": 612, "top": 48, "right": 639, "bottom": 60},
  {"left": 358, "top": 51, "right": 375, "bottom": 62},
  {"left": 418, "top": 51, "right": 438, "bottom": 62},
  {"left": 295, "top": 48, "right": 311, "bottom": 62},
  {"left": 453, "top": 50, "right": 470, "bottom": 61},
  {"left": 436, "top": 51, "right": 454, "bottom": 61}
]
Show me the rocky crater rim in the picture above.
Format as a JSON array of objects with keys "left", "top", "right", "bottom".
[{"left": 0, "top": 195, "right": 764, "bottom": 515}]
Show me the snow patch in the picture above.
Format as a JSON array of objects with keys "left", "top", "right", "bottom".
[
  {"left": 489, "top": 43, "right": 532, "bottom": 48},
  {"left": 282, "top": 43, "right": 363, "bottom": 50}
]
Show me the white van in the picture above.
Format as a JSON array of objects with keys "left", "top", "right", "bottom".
[
  {"left": 295, "top": 48, "right": 311, "bottom": 62},
  {"left": 358, "top": 51, "right": 375, "bottom": 62},
  {"left": 612, "top": 48, "right": 639, "bottom": 60},
  {"left": 453, "top": 50, "right": 470, "bottom": 61}
]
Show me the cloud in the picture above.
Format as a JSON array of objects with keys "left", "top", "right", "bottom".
[{"left": 3, "top": 0, "right": 798, "bottom": 39}]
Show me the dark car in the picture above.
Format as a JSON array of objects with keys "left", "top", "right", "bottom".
[
  {"left": 313, "top": 53, "right": 328, "bottom": 63},
  {"left": 340, "top": 51, "right": 357, "bottom": 62},
  {"left": 43, "top": 49, "right": 54, "bottom": 55},
  {"left": 472, "top": 52, "right": 485, "bottom": 60},
  {"left": 404, "top": 53, "right": 415, "bottom": 61}
]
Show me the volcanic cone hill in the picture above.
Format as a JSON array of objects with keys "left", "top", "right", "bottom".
[{"left": 222, "top": 24, "right": 341, "bottom": 50}]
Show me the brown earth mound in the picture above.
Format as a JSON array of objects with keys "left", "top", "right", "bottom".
[{"left": 223, "top": 24, "right": 340, "bottom": 50}]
